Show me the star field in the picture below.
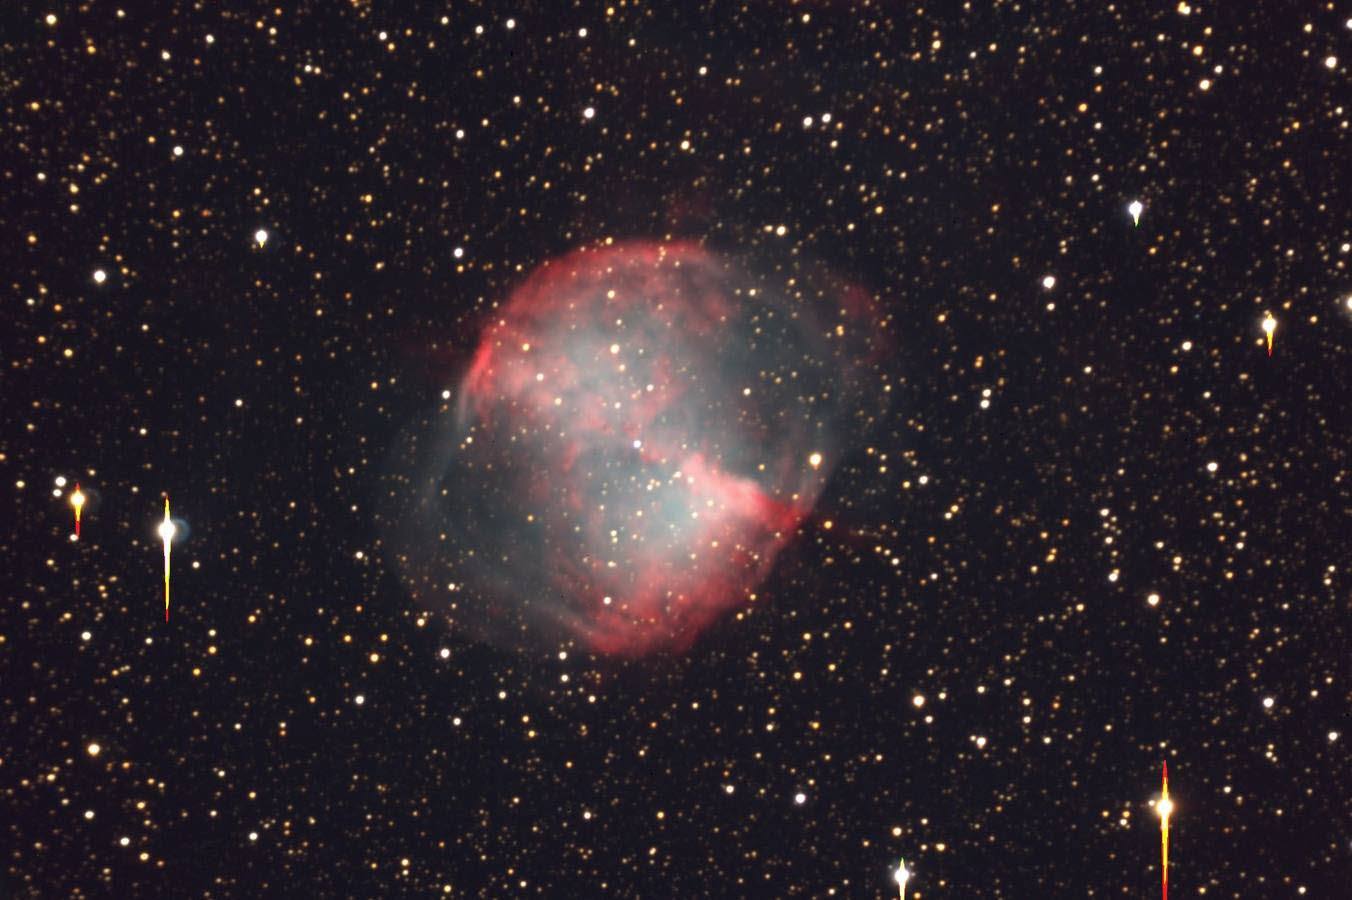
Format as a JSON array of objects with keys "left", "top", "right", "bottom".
[{"left": 3, "top": 3, "right": 1349, "bottom": 897}]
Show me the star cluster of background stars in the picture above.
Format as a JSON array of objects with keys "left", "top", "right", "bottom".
[{"left": 3, "top": 3, "right": 1349, "bottom": 897}]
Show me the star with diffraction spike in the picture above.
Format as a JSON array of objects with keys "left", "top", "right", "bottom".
[
  {"left": 1156, "top": 762, "right": 1173, "bottom": 900},
  {"left": 158, "top": 498, "right": 176, "bottom": 621},
  {"left": 894, "top": 858, "right": 910, "bottom": 898},
  {"left": 70, "top": 485, "right": 85, "bottom": 538},
  {"left": 1262, "top": 312, "right": 1277, "bottom": 356}
]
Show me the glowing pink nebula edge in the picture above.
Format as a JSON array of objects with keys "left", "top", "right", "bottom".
[{"left": 381, "top": 240, "right": 885, "bottom": 658}]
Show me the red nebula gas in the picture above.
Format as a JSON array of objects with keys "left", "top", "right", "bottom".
[{"left": 381, "top": 240, "right": 883, "bottom": 658}]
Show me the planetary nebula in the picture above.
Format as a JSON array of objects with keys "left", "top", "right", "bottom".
[{"left": 380, "top": 241, "right": 882, "bottom": 658}]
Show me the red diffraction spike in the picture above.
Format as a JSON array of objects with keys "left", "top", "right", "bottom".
[
  {"left": 70, "top": 484, "right": 85, "bottom": 538},
  {"left": 1159, "top": 761, "right": 1172, "bottom": 900}
]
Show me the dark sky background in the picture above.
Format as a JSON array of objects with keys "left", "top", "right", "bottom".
[{"left": 4, "top": 2, "right": 1349, "bottom": 897}]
